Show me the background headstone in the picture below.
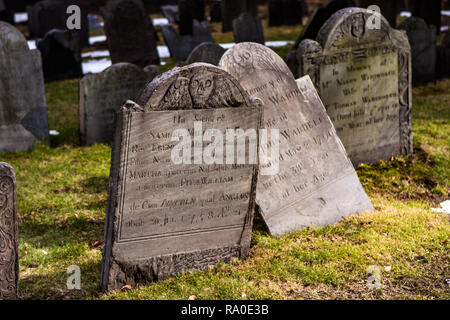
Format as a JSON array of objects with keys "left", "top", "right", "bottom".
[
  {"left": 37, "top": 29, "right": 83, "bottom": 82},
  {"left": 268, "top": 0, "right": 305, "bottom": 27},
  {"left": 220, "top": 43, "right": 374, "bottom": 236},
  {"left": 100, "top": 64, "right": 261, "bottom": 291},
  {"left": 161, "top": 4, "right": 179, "bottom": 24},
  {"left": 398, "top": 17, "right": 437, "bottom": 86},
  {"left": 0, "top": 22, "right": 49, "bottom": 153},
  {"left": 406, "top": 0, "right": 441, "bottom": 34},
  {"left": 0, "top": 0, "right": 14, "bottom": 25},
  {"left": 232, "top": 12, "right": 264, "bottom": 44},
  {"left": 101, "top": 0, "right": 160, "bottom": 67},
  {"left": 79, "top": 63, "right": 160, "bottom": 146},
  {"left": 209, "top": 1, "right": 222, "bottom": 22},
  {"left": 437, "top": 32, "right": 450, "bottom": 80},
  {"left": 298, "top": 8, "right": 413, "bottom": 165},
  {"left": 185, "top": 42, "right": 226, "bottom": 65},
  {"left": 0, "top": 162, "right": 18, "bottom": 300},
  {"left": 27, "top": 0, "right": 89, "bottom": 47},
  {"left": 161, "top": 20, "right": 214, "bottom": 60},
  {"left": 178, "top": 0, "right": 205, "bottom": 35},
  {"left": 221, "top": 0, "right": 246, "bottom": 32}
]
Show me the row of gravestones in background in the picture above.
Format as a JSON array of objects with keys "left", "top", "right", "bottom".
[{"left": 0, "top": 6, "right": 429, "bottom": 297}]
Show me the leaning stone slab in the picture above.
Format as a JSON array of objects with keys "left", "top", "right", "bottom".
[
  {"left": 185, "top": 42, "right": 226, "bottom": 66},
  {"left": 0, "top": 21, "right": 49, "bottom": 153},
  {"left": 0, "top": 162, "right": 18, "bottom": 300},
  {"left": 298, "top": 8, "right": 413, "bottom": 165},
  {"left": 220, "top": 42, "right": 374, "bottom": 236},
  {"left": 79, "top": 63, "right": 160, "bottom": 145},
  {"left": 100, "top": 63, "right": 262, "bottom": 291}
]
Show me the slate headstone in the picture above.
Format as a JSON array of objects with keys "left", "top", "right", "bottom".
[
  {"left": 221, "top": 0, "right": 246, "bottom": 32},
  {"left": 101, "top": 0, "right": 160, "bottom": 67},
  {"left": 185, "top": 42, "right": 226, "bottom": 65},
  {"left": 79, "top": 63, "right": 160, "bottom": 146},
  {"left": 100, "top": 63, "right": 262, "bottom": 290},
  {"left": 406, "top": 0, "right": 441, "bottom": 34},
  {"left": 37, "top": 29, "right": 83, "bottom": 82},
  {"left": 178, "top": 0, "right": 205, "bottom": 35},
  {"left": 209, "top": 1, "right": 222, "bottom": 22},
  {"left": 161, "top": 4, "right": 179, "bottom": 24},
  {"left": 268, "top": 0, "right": 304, "bottom": 27},
  {"left": 220, "top": 43, "right": 374, "bottom": 236},
  {"left": 295, "top": 0, "right": 355, "bottom": 48},
  {"left": 161, "top": 20, "right": 214, "bottom": 60},
  {"left": 0, "top": 162, "right": 18, "bottom": 300},
  {"left": 0, "top": 22, "right": 49, "bottom": 153},
  {"left": 398, "top": 17, "right": 437, "bottom": 86},
  {"left": 232, "top": 12, "right": 264, "bottom": 44},
  {"left": 298, "top": 8, "right": 413, "bottom": 165},
  {"left": 27, "top": 0, "right": 89, "bottom": 47}
]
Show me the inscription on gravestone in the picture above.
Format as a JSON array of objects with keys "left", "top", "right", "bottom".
[
  {"left": 0, "top": 162, "right": 18, "bottom": 300},
  {"left": 101, "top": 64, "right": 262, "bottom": 291},
  {"left": 299, "top": 8, "right": 413, "bottom": 165},
  {"left": 220, "top": 43, "right": 374, "bottom": 236},
  {"left": 0, "top": 21, "right": 49, "bottom": 153},
  {"left": 79, "top": 63, "right": 160, "bottom": 145}
]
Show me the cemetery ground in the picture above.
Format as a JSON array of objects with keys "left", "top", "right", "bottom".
[{"left": 0, "top": 74, "right": 447, "bottom": 300}]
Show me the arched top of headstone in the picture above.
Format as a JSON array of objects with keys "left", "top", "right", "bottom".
[
  {"left": 219, "top": 42, "right": 293, "bottom": 81},
  {"left": 134, "top": 63, "right": 249, "bottom": 111},
  {"left": 185, "top": 42, "right": 226, "bottom": 65},
  {"left": 0, "top": 21, "right": 28, "bottom": 52},
  {"left": 314, "top": 7, "right": 409, "bottom": 52}
]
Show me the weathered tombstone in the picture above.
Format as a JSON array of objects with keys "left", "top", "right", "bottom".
[
  {"left": 27, "top": 0, "right": 89, "bottom": 47},
  {"left": 437, "top": 32, "right": 450, "bottom": 80},
  {"left": 161, "top": 4, "right": 179, "bottom": 24},
  {"left": 161, "top": 20, "right": 214, "bottom": 60},
  {"left": 185, "top": 42, "right": 226, "bottom": 65},
  {"left": 295, "top": 0, "right": 355, "bottom": 48},
  {"left": 298, "top": 8, "right": 413, "bottom": 165},
  {"left": 79, "top": 63, "right": 160, "bottom": 146},
  {"left": 398, "top": 17, "right": 437, "bottom": 86},
  {"left": 232, "top": 12, "right": 264, "bottom": 44},
  {"left": 0, "top": 162, "right": 18, "bottom": 300},
  {"left": 37, "top": 29, "right": 82, "bottom": 82},
  {"left": 0, "top": 22, "right": 49, "bottom": 153},
  {"left": 209, "top": 1, "right": 222, "bottom": 22},
  {"left": 221, "top": 0, "right": 246, "bottom": 32},
  {"left": 220, "top": 43, "right": 374, "bottom": 236},
  {"left": 268, "top": 0, "right": 304, "bottom": 27},
  {"left": 101, "top": 0, "right": 160, "bottom": 67},
  {"left": 100, "top": 63, "right": 262, "bottom": 290},
  {"left": 178, "top": 0, "right": 205, "bottom": 35}
]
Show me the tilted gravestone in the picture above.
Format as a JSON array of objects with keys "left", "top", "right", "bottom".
[
  {"left": 79, "top": 63, "right": 161, "bottom": 146},
  {"left": 27, "top": 0, "right": 89, "bottom": 47},
  {"left": 0, "top": 22, "right": 49, "bottom": 153},
  {"left": 162, "top": 20, "right": 214, "bottom": 60},
  {"left": 220, "top": 43, "right": 373, "bottom": 236},
  {"left": 298, "top": 8, "right": 413, "bottom": 165},
  {"left": 37, "top": 29, "right": 83, "bottom": 82},
  {"left": 268, "top": 0, "right": 305, "bottom": 27},
  {"left": 232, "top": 12, "right": 264, "bottom": 45},
  {"left": 398, "top": 17, "right": 436, "bottom": 86},
  {"left": 101, "top": 0, "right": 160, "bottom": 67},
  {"left": 185, "top": 42, "right": 226, "bottom": 65},
  {"left": 100, "top": 63, "right": 262, "bottom": 291},
  {"left": 0, "top": 162, "right": 18, "bottom": 300}
]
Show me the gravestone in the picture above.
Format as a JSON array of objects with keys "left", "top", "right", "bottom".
[
  {"left": 161, "top": 20, "right": 214, "bottom": 60},
  {"left": 27, "top": 0, "right": 89, "bottom": 47},
  {"left": 406, "top": 0, "right": 441, "bottom": 34},
  {"left": 209, "top": 1, "right": 221, "bottom": 22},
  {"left": 79, "top": 63, "right": 160, "bottom": 146},
  {"left": 295, "top": 0, "right": 355, "bottom": 48},
  {"left": 161, "top": 5, "right": 179, "bottom": 24},
  {"left": 0, "top": 162, "right": 18, "bottom": 300},
  {"left": 185, "top": 42, "right": 226, "bottom": 65},
  {"left": 0, "top": 22, "right": 49, "bottom": 153},
  {"left": 298, "top": 8, "right": 413, "bottom": 165},
  {"left": 178, "top": 0, "right": 205, "bottom": 35},
  {"left": 221, "top": 0, "right": 246, "bottom": 32},
  {"left": 101, "top": 0, "right": 160, "bottom": 67},
  {"left": 220, "top": 43, "right": 374, "bottom": 236},
  {"left": 268, "top": 0, "right": 304, "bottom": 27},
  {"left": 100, "top": 63, "right": 262, "bottom": 290},
  {"left": 437, "top": 32, "right": 450, "bottom": 79},
  {"left": 398, "top": 17, "right": 437, "bottom": 86},
  {"left": 37, "top": 29, "right": 82, "bottom": 82},
  {"left": 232, "top": 12, "right": 264, "bottom": 44}
]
